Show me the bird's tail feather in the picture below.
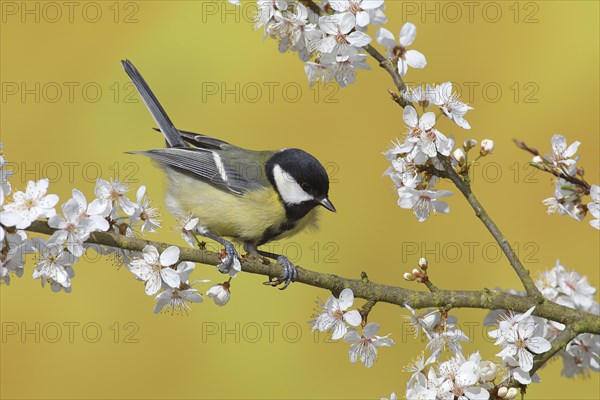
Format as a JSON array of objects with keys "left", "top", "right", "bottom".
[{"left": 121, "top": 59, "right": 185, "bottom": 148}]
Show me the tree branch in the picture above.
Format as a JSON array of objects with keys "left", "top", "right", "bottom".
[
  {"left": 363, "top": 44, "right": 410, "bottom": 107},
  {"left": 303, "top": 0, "right": 411, "bottom": 108},
  {"left": 514, "top": 139, "right": 591, "bottom": 195},
  {"left": 438, "top": 155, "right": 546, "bottom": 303},
  {"left": 531, "top": 327, "right": 577, "bottom": 377},
  {"left": 23, "top": 220, "right": 600, "bottom": 335}
]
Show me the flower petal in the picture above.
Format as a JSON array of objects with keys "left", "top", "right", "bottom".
[
  {"left": 160, "top": 267, "right": 181, "bottom": 288},
  {"left": 376, "top": 27, "right": 396, "bottom": 48},
  {"left": 160, "top": 246, "right": 180, "bottom": 266},
  {"left": 362, "top": 322, "right": 380, "bottom": 338},
  {"left": 399, "top": 22, "right": 416, "bottom": 47},
  {"left": 338, "top": 288, "right": 355, "bottom": 309},
  {"left": 344, "top": 310, "right": 362, "bottom": 326},
  {"left": 405, "top": 50, "right": 427, "bottom": 69}
]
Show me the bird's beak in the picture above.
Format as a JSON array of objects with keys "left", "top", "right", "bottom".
[{"left": 319, "top": 197, "right": 336, "bottom": 213}]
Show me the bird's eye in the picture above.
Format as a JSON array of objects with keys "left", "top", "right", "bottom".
[{"left": 301, "top": 183, "right": 312, "bottom": 192}]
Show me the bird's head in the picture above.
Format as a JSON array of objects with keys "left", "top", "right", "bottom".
[{"left": 266, "top": 148, "right": 336, "bottom": 218}]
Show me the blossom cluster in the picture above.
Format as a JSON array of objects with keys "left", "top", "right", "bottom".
[
  {"left": 394, "top": 257, "right": 599, "bottom": 399},
  {"left": 401, "top": 306, "right": 496, "bottom": 400},
  {"left": 228, "top": 0, "right": 426, "bottom": 88},
  {"left": 310, "top": 288, "right": 394, "bottom": 368},
  {"left": 482, "top": 260, "right": 599, "bottom": 382},
  {"left": 383, "top": 86, "right": 494, "bottom": 222},
  {"left": 535, "top": 260, "right": 600, "bottom": 377},
  {"left": 0, "top": 144, "right": 233, "bottom": 312},
  {"left": 533, "top": 134, "right": 599, "bottom": 229}
]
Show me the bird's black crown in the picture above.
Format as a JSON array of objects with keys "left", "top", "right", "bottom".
[{"left": 266, "top": 148, "right": 329, "bottom": 197}]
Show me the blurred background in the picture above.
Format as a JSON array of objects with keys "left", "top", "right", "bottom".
[{"left": 1, "top": 1, "right": 598, "bottom": 399}]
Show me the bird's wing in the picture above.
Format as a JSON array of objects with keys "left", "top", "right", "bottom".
[{"left": 130, "top": 147, "right": 270, "bottom": 195}]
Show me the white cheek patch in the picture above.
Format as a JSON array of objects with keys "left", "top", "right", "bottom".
[{"left": 273, "top": 164, "right": 313, "bottom": 205}]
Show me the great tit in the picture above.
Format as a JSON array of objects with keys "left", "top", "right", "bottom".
[{"left": 121, "top": 60, "right": 335, "bottom": 289}]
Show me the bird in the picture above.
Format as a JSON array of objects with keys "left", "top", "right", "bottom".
[{"left": 121, "top": 60, "right": 336, "bottom": 289}]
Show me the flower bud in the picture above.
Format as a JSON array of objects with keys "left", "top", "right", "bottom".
[
  {"left": 411, "top": 268, "right": 422, "bottom": 278},
  {"left": 403, "top": 272, "right": 416, "bottom": 281},
  {"left": 418, "top": 257, "right": 428, "bottom": 270},
  {"left": 480, "top": 139, "right": 494, "bottom": 155},
  {"left": 497, "top": 387, "right": 508, "bottom": 398},
  {"left": 206, "top": 282, "right": 231, "bottom": 306},
  {"left": 452, "top": 148, "right": 466, "bottom": 164},
  {"left": 532, "top": 155, "right": 543, "bottom": 164},
  {"left": 463, "top": 138, "right": 477, "bottom": 151},
  {"left": 478, "top": 361, "right": 497, "bottom": 381},
  {"left": 505, "top": 388, "right": 518, "bottom": 400}
]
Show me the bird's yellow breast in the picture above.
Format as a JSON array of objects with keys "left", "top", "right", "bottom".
[{"left": 163, "top": 169, "right": 318, "bottom": 244}]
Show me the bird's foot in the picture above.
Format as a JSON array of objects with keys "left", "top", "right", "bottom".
[
  {"left": 265, "top": 255, "right": 297, "bottom": 290},
  {"left": 217, "top": 241, "right": 241, "bottom": 277}
]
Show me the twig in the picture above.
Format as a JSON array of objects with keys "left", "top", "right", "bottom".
[
  {"left": 363, "top": 44, "right": 410, "bottom": 107},
  {"left": 23, "top": 220, "right": 600, "bottom": 335},
  {"left": 514, "top": 139, "right": 591, "bottom": 194},
  {"left": 530, "top": 326, "right": 577, "bottom": 376},
  {"left": 304, "top": 0, "right": 411, "bottom": 108},
  {"left": 423, "top": 279, "right": 439, "bottom": 292}
]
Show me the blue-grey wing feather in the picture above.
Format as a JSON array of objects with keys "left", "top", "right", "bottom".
[{"left": 131, "top": 148, "right": 266, "bottom": 195}]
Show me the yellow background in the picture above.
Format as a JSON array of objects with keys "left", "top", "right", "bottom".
[{"left": 1, "top": 1, "right": 598, "bottom": 399}]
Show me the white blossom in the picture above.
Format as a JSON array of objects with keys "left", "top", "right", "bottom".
[
  {"left": 430, "top": 82, "right": 473, "bottom": 129},
  {"left": 403, "top": 106, "right": 452, "bottom": 159},
  {"left": 426, "top": 324, "right": 469, "bottom": 357},
  {"left": 1, "top": 231, "right": 35, "bottom": 285},
  {"left": 90, "top": 178, "right": 136, "bottom": 218},
  {"left": 588, "top": 184, "right": 600, "bottom": 229},
  {"left": 480, "top": 139, "right": 494, "bottom": 155},
  {"left": 319, "top": 48, "right": 370, "bottom": 87},
  {"left": 397, "top": 187, "right": 453, "bottom": 222},
  {"left": 48, "top": 198, "right": 98, "bottom": 257},
  {"left": 254, "top": 0, "right": 288, "bottom": 30},
  {"left": 206, "top": 282, "right": 231, "bottom": 306},
  {"left": 2, "top": 179, "right": 58, "bottom": 229},
  {"left": 304, "top": 60, "right": 333, "bottom": 86},
  {"left": 129, "top": 245, "right": 181, "bottom": 295},
  {"left": 176, "top": 214, "right": 200, "bottom": 247},
  {"left": 32, "top": 240, "right": 78, "bottom": 290},
  {"left": 311, "top": 288, "right": 362, "bottom": 339},
  {"left": 0, "top": 143, "right": 13, "bottom": 207},
  {"left": 344, "top": 322, "right": 394, "bottom": 367},
  {"left": 376, "top": 23, "right": 426, "bottom": 77},
  {"left": 130, "top": 185, "right": 161, "bottom": 234},
  {"left": 403, "top": 304, "right": 438, "bottom": 339},
  {"left": 560, "top": 333, "right": 600, "bottom": 377},
  {"left": 437, "top": 354, "right": 490, "bottom": 400},
  {"left": 495, "top": 313, "right": 551, "bottom": 372},
  {"left": 154, "top": 287, "right": 203, "bottom": 314},
  {"left": 549, "top": 134, "right": 580, "bottom": 168},
  {"left": 316, "top": 13, "right": 371, "bottom": 55},
  {"left": 329, "top": 0, "right": 384, "bottom": 28}
]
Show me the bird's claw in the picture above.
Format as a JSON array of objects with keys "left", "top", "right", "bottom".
[
  {"left": 217, "top": 242, "right": 241, "bottom": 276},
  {"left": 265, "top": 256, "right": 297, "bottom": 290}
]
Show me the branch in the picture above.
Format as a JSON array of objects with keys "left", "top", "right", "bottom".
[
  {"left": 303, "top": 0, "right": 411, "bottom": 108},
  {"left": 23, "top": 220, "right": 600, "bottom": 335},
  {"left": 363, "top": 44, "right": 410, "bottom": 107},
  {"left": 438, "top": 155, "right": 546, "bottom": 303},
  {"left": 514, "top": 139, "right": 591, "bottom": 195},
  {"left": 531, "top": 326, "right": 577, "bottom": 377}
]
